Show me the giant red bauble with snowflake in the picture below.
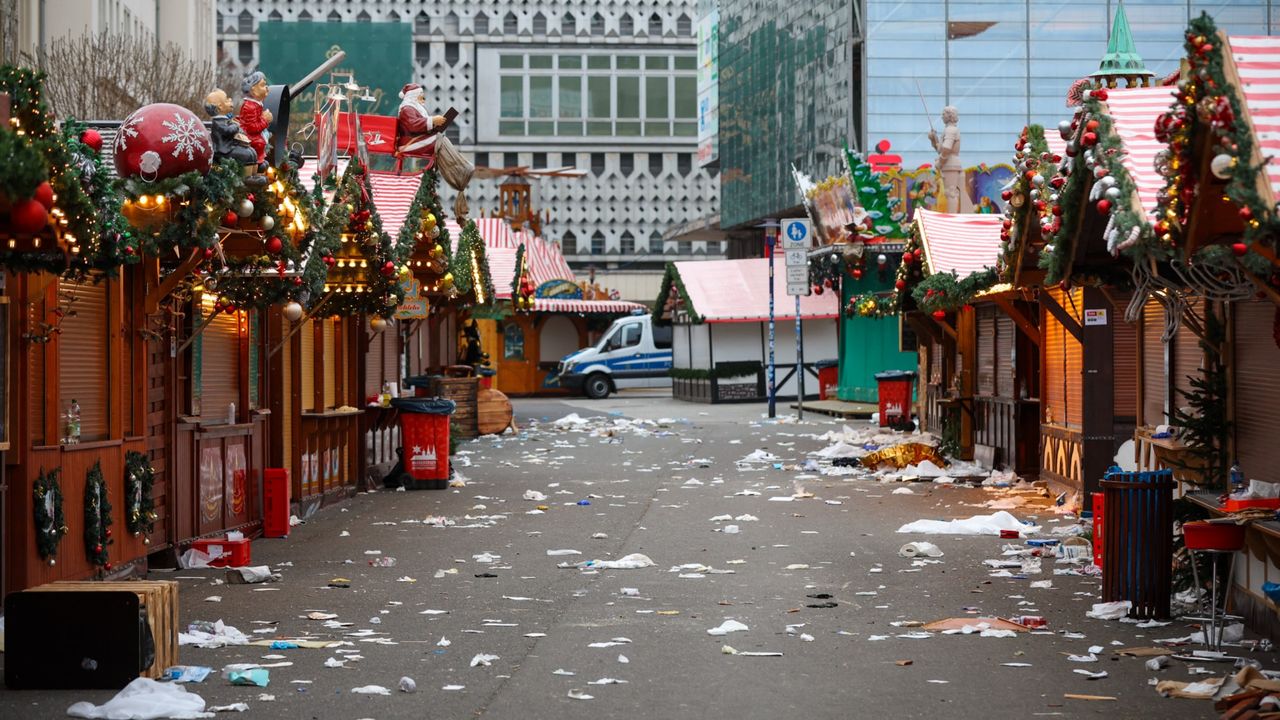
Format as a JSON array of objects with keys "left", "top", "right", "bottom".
[{"left": 113, "top": 103, "right": 213, "bottom": 180}]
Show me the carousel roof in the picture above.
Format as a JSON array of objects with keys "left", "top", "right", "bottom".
[{"left": 914, "top": 210, "right": 1003, "bottom": 277}]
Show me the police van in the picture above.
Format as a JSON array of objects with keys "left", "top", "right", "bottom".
[{"left": 555, "top": 314, "right": 673, "bottom": 399}]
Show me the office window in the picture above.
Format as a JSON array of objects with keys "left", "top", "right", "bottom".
[
  {"left": 648, "top": 231, "right": 662, "bottom": 254},
  {"left": 414, "top": 42, "right": 429, "bottom": 64},
  {"left": 620, "top": 14, "right": 634, "bottom": 36},
  {"left": 677, "top": 13, "right": 692, "bottom": 37},
  {"left": 237, "top": 10, "right": 252, "bottom": 34},
  {"left": 238, "top": 41, "right": 253, "bottom": 65},
  {"left": 591, "top": 152, "right": 606, "bottom": 176},
  {"left": 591, "top": 231, "right": 605, "bottom": 255},
  {"left": 677, "top": 154, "right": 692, "bottom": 176},
  {"left": 327, "top": 10, "right": 340, "bottom": 23},
  {"left": 563, "top": 230, "right": 578, "bottom": 253},
  {"left": 533, "top": 12, "right": 546, "bottom": 35},
  {"left": 648, "top": 154, "right": 663, "bottom": 175},
  {"left": 298, "top": 9, "right": 311, "bottom": 22},
  {"left": 591, "top": 12, "right": 605, "bottom": 35},
  {"left": 268, "top": 10, "right": 281, "bottom": 22},
  {"left": 445, "top": 42, "right": 459, "bottom": 65},
  {"left": 562, "top": 12, "right": 575, "bottom": 35},
  {"left": 648, "top": 13, "right": 662, "bottom": 36},
  {"left": 475, "top": 13, "right": 489, "bottom": 35},
  {"left": 414, "top": 11, "right": 429, "bottom": 34},
  {"left": 678, "top": 239, "right": 692, "bottom": 255},
  {"left": 504, "top": 12, "right": 518, "bottom": 35},
  {"left": 620, "top": 153, "right": 634, "bottom": 176},
  {"left": 356, "top": 10, "right": 370, "bottom": 23},
  {"left": 504, "top": 152, "right": 520, "bottom": 170},
  {"left": 620, "top": 231, "right": 635, "bottom": 254},
  {"left": 533, "top": 152, "right": 547, "bottom": 169}
]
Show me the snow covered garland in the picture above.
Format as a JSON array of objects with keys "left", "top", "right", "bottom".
[
  {"left": 84, "top": 461, "right": 113, "bottom": 571},
  {"left": 124, "top": 450, "right": 157, "bottom": 542},
  {"left": 32, "top": 467, "right": 67, "bottom": 564}
]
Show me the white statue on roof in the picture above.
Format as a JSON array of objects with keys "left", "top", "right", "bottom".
[{"left": 928, "top": 106, "right": 972, "bottom": 213}]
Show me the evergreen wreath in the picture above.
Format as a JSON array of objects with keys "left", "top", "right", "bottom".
[
  {"left": 124, "top": 450, "right": 157, "bottom": 540},
  {"left": 32, "top": 467, "right": 67, "bottom": 564},
  {"left": 83, "top": 461, "right": 114, "bottom": 570}
]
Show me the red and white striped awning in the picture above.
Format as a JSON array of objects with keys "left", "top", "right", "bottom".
[
  {"left": 914, "top": 209, "right": 1003, "bottom": 277},
  {"left": 671, "top": 258, "right": 839, "bottom": 323},
  {"left": 1103, "top": 85, "right": 1178, "bottom": 219},
  {"left": 1229, "top": 35, "right": 1280, "bottom": 203},
  {"left": 368, "top": 171, "right": 422, "bottom": 241},
  {"left": 532, "top": 298, "right": 645, "bottom": 314},
  {"left": 487, "top": 246, "right": 518, "bottom": 300}
]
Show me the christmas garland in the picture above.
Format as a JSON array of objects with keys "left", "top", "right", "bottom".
[
  {"left": 399, "top": 168, "right": 453, "bottom": 296},
  {"left": 1037, "top": 87, "right": 1152, "bottom": 284},
  {"left": 0, "top": 125, "right": 46, "bottom": 200},
  {"left": 653, "top": 261, "right": 703, "bottom": 324},
  {"left": 1151, "top": 13, "right": 1275, "bottom": 274},
  {"left": 449, "top": 219, "right": 495, "bottom": 307},
  {"left": 512, "top": 244, "right": 535, "bottom": 311},
  {"left": 62, "top": 120, "right": 140, "bottom": 273},
  {"left": 321, "top": 163, "right": 409, "bottom": 317},
  {"left": 912, "top": 268, "right": 1000, "bottom": 315},
  {"left": 84, "top": 461, "right": 113, "bottom": 571},
  {"left": 998, "top": 125, "right": 1058, "bottom": 280},
  {"left": 32, "top": 468, "right": 67, "bottom": 564},
  {"left": 124, "top": 450, "right": 157, "bottom": 540},
  {"left": 846, "top": 225, "right": 921, "bottom": 318},
  {"left": 120, "top": 159, "right": 241, "bottom": 256}
]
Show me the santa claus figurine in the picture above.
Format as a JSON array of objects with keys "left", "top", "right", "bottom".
[
  {"left": 237, "top": 71, "right": 273, "bottom": 168},
  {"left": 396, "top": 83, "right": 448, "bottom": 157}
]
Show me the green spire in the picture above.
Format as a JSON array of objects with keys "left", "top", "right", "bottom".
[{"left": 1094, "top": 3, "right": 1154, "bottom": 84}]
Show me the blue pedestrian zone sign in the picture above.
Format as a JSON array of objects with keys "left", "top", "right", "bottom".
[{"left": 782, "top": 219, "right": 811, "bottom": 249}]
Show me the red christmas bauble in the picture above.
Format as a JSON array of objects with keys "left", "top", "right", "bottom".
[
  {"left": 823, "top": 278, "right": 833, "bottom": 288},
  {"left": 1240, "top": 206, "right": 1254, "bottom": 221},
  {"left": 852, "top": 268, "right": 863, "bottom": 279},
  {"left": 1082, "top": 132, "right": 1098, "bottom": 147},
  {"left": 113, "top": 103, "right": 212, "bottom": 180},
  {"left": 1232, "top": 242, "right": 1249, "bottom": 257},
  {"left": 932, "top": 310, "right": 947, "bottom": 320},
  {"left": 381, "top": 261, "right": 396, "bottom": 277},
  {"left": 1093, "top": 89, "right": 1108, "bottom": 102},
  {"left": 33, "top": 181, "right": 54, "bottom": 210},
  {"left": 1001, "top": 190, "right": 1012, "bottom": 201},
  {"left": 80, "top": 128, "right": 103, "bottom": 153},
  {"left": 105, "top": 528, "right": 112, "bottom": 538},
  {"left": 1085, "top": 119, "right": 1100, "bottom": 132},
  {"left": 895, "top": 279, "right": 906, "bottom": 291},
  {"left": 94, "top": 544, "right": 103, "bottom": 553},
  {"left": 265, "top": 236, "right": 283, "bottom": 254},
  {"left": 293, "top": 277, "right": 304, "bottom": 286},
  {"left": 1096, "top": 199, "right": 1112, "bottom": 215},
  {"left": 204, "top": 247, "right": 214, "bottom": 259},
  {"left": 1050, "top": 176, "right": 1065, "bottom": 189},
  {"left": 9, "top": 198, "right": 49, "bottom": 233},
  {"left": 812, "top": 284, "right": 823, "bottom": 295},
  {"left": 104, "top": 562, "right": 113, "bottom": 571},
  {"left": 222, "top": 210, "right": 239, "bottom": 227}
]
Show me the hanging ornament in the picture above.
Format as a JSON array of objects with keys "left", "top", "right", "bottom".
[
  {"left": 80, "top": 128, "right": 103, "bottom": 153},
  {"left": 895, "top": 279, "right": 906, "bottom": 291},
  {"left": 369, "top": 316, "right": 388, "bottom": 333},
  {"left": 876, "top": 253, "right": 887, "bottom": 268},
  {"left": 1210, "top": 153, "right": 1234, "bottom": 180},
  {"left": 1096, "top": 199, "right": 1112, "bottom": 215},
  {"left": 265, "top": 236, "right": 283, "bottom": 254},
  {"left": 33, "top": 181, "right": 55, "bottom": 210},
  {"left": 812, "top": 284, "right": 823, "bottom": 295},
  {"left": 1232, "top": 242, "right": 1249, "bottom": 257},
  {"left": 222, "top": 209, "right": 239, "bottom": 227},
  {"left": 1058, "top": 120, "right": 1073, "bottom": 140},
  {"left": 260, "top": 215, "right": 275, "bottom": 231},
  {"left": 236, "top": 198, "right": 254, "bottom": 217},
  {"left": 9, "top": 198, "right": 49, "bottom": 233},
  {"left": 931, "top": 310, "right": 947, "bottom": 320},
  {"left": 283, "top": 300, "right": 304, "bottom": 322},
  {"left": 113, "top": 103, "right": 212, "bottom": 180}
]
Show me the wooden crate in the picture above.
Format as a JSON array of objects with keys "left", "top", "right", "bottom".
[
  {"left": 433, "top": 376, "right": 478, "bottom": 438},
  {"left": 29, "top": 580, "right": 178, "bottom": 678}
]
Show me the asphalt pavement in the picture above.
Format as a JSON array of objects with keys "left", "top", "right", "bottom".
[{"left": 0, "top": 394, "right": 1235, "bottom": 719}]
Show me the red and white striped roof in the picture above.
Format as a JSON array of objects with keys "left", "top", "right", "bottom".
[
  {"left": 1102, "top": 85, "right": 1179, "bottom": 220},
  {"left": 671, "top": 258, "right": 839, "bottom": 324},
  {"left": 367, "top": 171, "right": 422, "bottom": 241},
  {"left": 915, "top": 209, "right": 1003, "bottom": 277},
  {"left": 1229, "top": 35, "right": 1280, "bottom": 203},
  {"left": 532, "top": 298, "right": 646, "bottom": 314}
]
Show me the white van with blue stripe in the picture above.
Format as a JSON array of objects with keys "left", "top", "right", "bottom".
[{"left": 555, "top": 314, "right": 673, "bottom": 399}]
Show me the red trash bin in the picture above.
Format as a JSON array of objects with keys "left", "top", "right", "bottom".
[
  {"left": 392, "top": 397, "right": 455, "bottom": 490},
  {"left": 263, "top": 468, "right": 290, "bottom": 538},
  {"left": 815, "top": 360, "right": 838, "bottom": 401},
  {"left": 874, "top": 371, "right": 916, "bottom": 428}
]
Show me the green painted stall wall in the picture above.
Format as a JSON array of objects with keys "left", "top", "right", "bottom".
[{"left": 837, "top": 274, "right": 917, "bottom": 403}]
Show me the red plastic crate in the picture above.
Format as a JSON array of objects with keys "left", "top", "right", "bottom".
[
  {"left": 1222, "top": 496, "right": 1280, "bottom": 512},
  {"left": 1183, "top": 521, "right": 1246, "bottom": 552},
  {"left": 190, "top": 537, "right": 252, "bottom": 567}
]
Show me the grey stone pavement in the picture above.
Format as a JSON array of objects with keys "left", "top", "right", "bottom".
[{"left": 0, "top": 391, "right": 1235, "bottom": 718}]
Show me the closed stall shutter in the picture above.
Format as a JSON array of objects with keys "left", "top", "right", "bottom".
[
  {"left": 323, "top": 319, "right": 336, "bottom": 409},
  {"left": 59, "top": 280, "right": 109, "bottom": 441},
  {"left": 929, "top": 340, "right": 943, "bottom": 385},
  {"left": 977, "top": 307, "right": 995, "bottom": 397},
  {"left": 300, "top": 318, "right": 315, "bottom": 412},
  {"left": 1044, "top": 305, "right": 1065, "bottom": 425},
  {"left": 383, "top": 328, "right": 399, "bottom": 393},
  {"left": 28, "top": 282, "right": 46, "bottom": 444},
  {"left": 1235, "top": 301, "right": 1280, "bottom": 479},
  {"left": 1173, "top": 300, "right": 1205, "bottom": 411},
  {"left": 1142, "top": 299, "right": 1167, "bottom": 426},
  {"left": 281, "top": 316, "right": 293, "bottom": 480},
  {"left": 1111, "top": 290, "right": 1137, "bottom": 420},
  {"left": 201, "top": 304, "right": 240, "bottom": 423},
  {"left": 995, "top": 315, "right": 1014, "bottom": 398},
  {"left": 364, "top": 325, "right": 385, "bottom": 400},
  {"left": 1044, "top": 287, "right": 1083, "bottom": 428}
]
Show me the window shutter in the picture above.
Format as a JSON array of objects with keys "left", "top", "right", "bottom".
[
  {"left": 383, "top": 328, "right": 399, "bottom": 392},
  {"left": 995, "top": 314, "right": 1014, "bottom": 398},
  {"left": 976, "top": 307, "right": 995, "bottom": 397},
  {"left": 1142, "top": 299, "right": 1166, "bottom": 426},
  {"left": 1234, "top": 302, "right": 1280, "bottom": 478},
  {"left": 1172, "top": 300, "right": 1204, "bottom": 409},
  {"left": 59, "top": 280, "right": 109, "bottom": 441},
  {"left": 364, "top": 326, "right": 385, "bottom": 399},
  {"left": 1044, "top": 287, "right": 1083, "bottom": 428},
  {"left": 27, "top": 286, "right": 45, "bottom": 444},
  {"left": 248, "top": 311, "right": 260, "bottom": 410},
  {"left": 281, "top": 315, "right": 293, "bottom": 480},
  {"left": 1110, "top": 290, "right": 1137, "bottom": 420},
  {"left": 200, "top": 304, "right": 240, "bottom": 423},
  {"left": 323, "top": 319, "right": 336, "bottom": 409},
  {"left": 300, "top": 318, "right": 314, "bottom": 411}
]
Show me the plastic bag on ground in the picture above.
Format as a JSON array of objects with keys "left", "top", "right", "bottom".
[
  {"left": 67, "top": 678, "right": 207, "bottom": 719},
  {"left": 1086, "top": 600, "right": 1132, "bottom": 620},
  {"left": 569, "top": 553, "right": 655, "bottom": 570},
  {"left": 897, "top": 511, "right": 1040, "bottom": 536}
]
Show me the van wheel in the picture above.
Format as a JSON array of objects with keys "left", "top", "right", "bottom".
[{"left": 584, "top": 373, "right": 611, "bottom": 399}]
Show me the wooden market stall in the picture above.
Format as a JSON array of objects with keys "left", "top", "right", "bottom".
[{"left": 656, "top": 258, "right": 838, "bottom": 403}]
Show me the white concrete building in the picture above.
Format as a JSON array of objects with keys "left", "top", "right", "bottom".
[
  {"left": 214, "top": 1, "right": 722, "bottom": 302},
  {"left": 5, "top": 0, "right": 217, "bottom": 69}
]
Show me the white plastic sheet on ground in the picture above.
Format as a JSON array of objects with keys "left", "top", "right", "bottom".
[
  {"left": 179, "top": 620, "right": 250, "bottom": 648},
  {"left": 1085, "top": 600, "right": 1132, "bottom": 620},
  {"left": 897, "top": 511, "right": 1039, "bottom": 536},
  {"left": 67, "top": 678, "right": 207, "bottom": 719},
  {"left": 564, "top": 553, "right": 655, "bottom": 570},
  {"left": 706, "top": 620, "right": 749, "bottom": 636}
]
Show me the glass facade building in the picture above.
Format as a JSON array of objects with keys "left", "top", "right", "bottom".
[{"left": 719, "top": 0, "right": 1280, "bottom": 230}]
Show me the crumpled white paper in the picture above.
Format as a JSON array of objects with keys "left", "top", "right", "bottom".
[
  {"left": 706, "top": 620, "right": 749, "bottom": 636},
  {"left": 1085, "top": 600, "right": 1132, "bottom": 620}
]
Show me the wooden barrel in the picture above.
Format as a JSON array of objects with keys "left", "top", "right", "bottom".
[
  {"left": 477, "top": 388, "right": 513, "bottom": 435},
  {"left": 433, "top": 376, "right": 478, "bottom": 438}
]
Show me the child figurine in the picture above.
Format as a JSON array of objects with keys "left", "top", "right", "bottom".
[{"left": 204, "top": 88, "right": 258, "bottom": 170}]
